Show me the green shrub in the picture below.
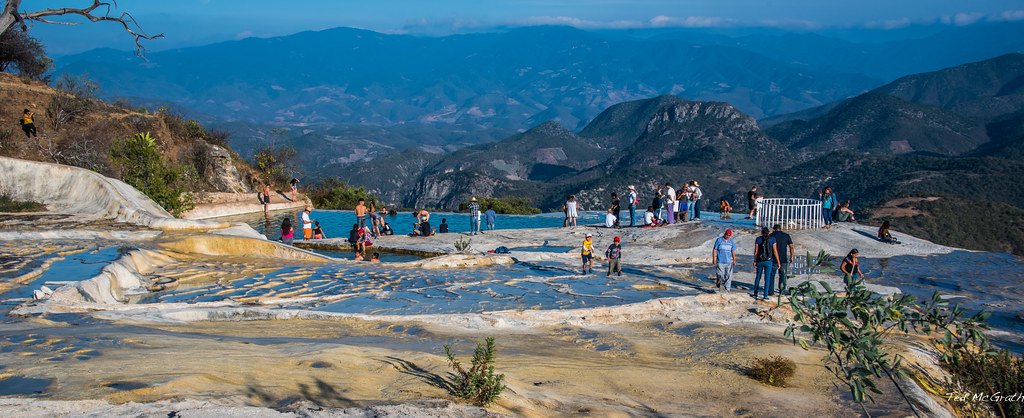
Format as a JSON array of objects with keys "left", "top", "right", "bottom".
[
  {"left": 252, "top": 144, "right": 297, "bottom": 186},
  {"left": 110, "top": 132, "right": 194, "bottom": 216},
  {"left": 454, "top": 237, "right": 471, "bottom": 252},
  {"left": 307, "top": 178, "right": 379, "bottom": 210},
  {"left": 458, "top": 196, "right": 540, "bottom": 215},
  {"left": 943, "top": 348, "right": 1024, "bottom": 418},
  {"left": 749, "top": 355, "right": 796, "bottom": 387},
  {"left": 0, "top": 194, "right": 45, "bottom": 212},
  {"left": 443, "top": 337, "right": 506, "bottom": 406},
  {"left": 184, "top": 119, "right": 207, "bottom": 139}
]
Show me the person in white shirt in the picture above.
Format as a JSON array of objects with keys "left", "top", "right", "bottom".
[
  {"left": 605, "top": 209, "right": 616, "bottom": 228},
  {"left": 300, "top": 206, "right": 313, "bottom": 240},
  {"left": 644, "top": 205, "right": 655, "bottom": 226},
  {"left": 692, "top": 181, "right": 704, "bottom": 220},
  {"left": 664, "top": 182, "right": 676, "bottom": 225}
]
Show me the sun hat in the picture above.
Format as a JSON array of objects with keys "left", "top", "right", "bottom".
[
  {"left": 613, "top": 236, "right": 621, "bottom": 242},
  {"left": 471, "top": 197, "right": 477, "bottom": 202},
  {"left": 724, "top": 229, "right": 733, "bottom": 236},
  {"left": 628, "top": 185, "right": 636, "bottom": 191},
  {"left": 693, "top": 181, "right": 700, "bottom": 187}
]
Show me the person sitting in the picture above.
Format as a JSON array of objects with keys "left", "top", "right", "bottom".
[
  {"left": 382, "top": 222, "right": 394, "bottom": 236},
  {"left": 280, "top": 217, "right": 294, "bottom": 245},
  {"left": 719, "top": 199, "right": 732, "bottom": 220},
  {"left": 419, "top": 220, "right": 432, "bottom": 237},
  {"left": 439, "top": 218, "right": 449, "bottom": 233},
  {"left": 410, "top": 222, "right": 420, "bottom": 237},
  {"left": 605, "top": 209, "right": 616, "bottom": 228},
  {"left": 354, "top": 252, "right": 364, "bottom": 261},
  {"left": 312, "top": 221, "right": 326, "bottom": 239},
  {"left": 370, "top": 252, "right": 381, "bottom": 263},
  {"left": 347, "top": 224, "right": 364, "bottom": 254},
  {"left": 877, "top": 220, "right": 900, "bottom": 244},
  {"left": 643, "top": 206, "right": 656, "bottom": 227},
  {"left": 835, "top": 200, "right": 856, "bottom": 222}
]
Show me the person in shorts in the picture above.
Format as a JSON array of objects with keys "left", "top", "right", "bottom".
[
  {"left": 581, "top": 233, "right": 594, "bottom": 274},
  {"left": 606, "top": 236, "right": 623, "bottom": 276}
]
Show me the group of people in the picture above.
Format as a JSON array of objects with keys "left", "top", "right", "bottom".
[
  {"left": 467, "top": 197, "right": 498, "bottom": 235},
  {"left": 820, "top": 187, "right": 857, "bottom": 225},
  {"left": 711, "top": 225, "right": 796, "bottom": 299},
  {"left": 579, "top": 233, "right": 624, "bottom": 276},
  {"left": 279, "top": 206, "right": 326, "bottom": 245},
  {"left": 598, "top": 181, "right": 708, "bottom": 229}
]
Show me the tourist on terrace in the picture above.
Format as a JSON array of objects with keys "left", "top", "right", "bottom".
[
  {"left": 652, "top": 189, "right": 663, "bottom": 222},
  {"left": 664, "top": 182, "right": 676, "bottom": 225},
  {"left": 566, "top": 195, "right": 579, "bottom": 228},
  {"left": 581, "top": 233, "right": 594, "bottom": 275},
  {"left": 369, "top": 202, "right": 381, "bottom": 238},
  {"left": 840, "top": 249, "right": 864, "bottom": 281},
  {"left": 261, "top": 183, "right": 272, "bottom": 216},
  {"left": 627, "top": 185, "right": 638, "bottom": 227},
  {"left": 746, "top": 185, "right": 758, "bottom": 219},
  {"left": 370, "top": 252, "right": 381, "bottom": 263},
  {"left": 820, "top": 187, "right": 838, "bottom": 225},
  {"left": 348, "top": 224, "right": 364, "bottom": 254},
  {"left": 835, "top": 201, "right": 856, "bottom": 223},
  {"left": 20, "top": 108, "right": 38, "bottom": 138},
  {"left": 878, "top": 220, "right": 899, "bottom": 244},
  {"left": 677, "top": 186, "right": 689, "bottom": 222},
  {"left": 485, "top": 207, "right": 497, "bottom": 231},
  {"left": 280, "top": 217, "right": 294, "bottom": 245},
  {"left": 355, "top": 199, "right": 367, "bottom": 229},
  {"left": 691, "top": 181, "right": 703, "bottom": 220},
  {"left": 605, "top": 209, "right": 616, "bottom": 228},
  {"left": 643, "top": 206, "right": 656, "bottom": 227},
  {"left": 685, "top": 181, "right": 697, "bottom": 221},
  {"left": 289, "top": 178, "right": 299, "bottom": 201},
  {"left": 712, "top": 229, "right": 736, "bottom": 291},
  {"left": 771, "top": 224, "right": 795, "bottom": 294},
  {"left": 468, "top": 197, "right": 481, "bottom": 235},
  {"left": 752, "top": 227, "right": 779, "bottom": 300},
  {"left": 719, "top": 199, "right": 732, "bottom": 219},
  {"left": 301, "top": 206, "right": 313, "bottom": 240},
  {"left": 312, "top": 221, "right": 326, "bottom": 239},
  {"left": 606, "top": 236, "right": 623, "bottom": 276},
  {"left": 610, "top": 192, "right": 621, "bottom": 228},
  {"left": 439, "top": 218, "right": 449, "bottom": 233}
]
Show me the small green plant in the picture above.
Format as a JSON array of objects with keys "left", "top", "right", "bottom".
[
  {"left": 454, "top": 236, "right": 472, "bottom": 252},
  {"left": 749, "top": 355, "right": 797, "bottom": 387},
  {"left": 110, "top": 132, "right": 194, "bottom": 216},
  {"left": 443, "top": 337, "right": 506, "bottom": 406},
  {"left": 185, "top": 119, "right": 207, "bottom": 139},
  {"left": 0, "top": 194, "right": 45, "bottom": 212},
  {"left": 942, "top": 346, "right": 1024, "bottom": 418},
  {"left": 457, "top": 196, "right": 541, "bottom": 215},
  {"left": 807, "top": 249, "right": 833, "bottom": 268}
]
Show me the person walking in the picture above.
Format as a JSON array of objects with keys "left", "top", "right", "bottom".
[
  {"left": 300, "top": 206, "right": 314, "bottom": 240},
  {"left": 581, "top": 233, "right": 594, "bottom": 274},
  {"left": 20, "top": 109, "right": 37, "bottom": 138},
  {"left": 627, "top": 186, "right": 638, "bottom": 227},
  {"left": 752, "top": 227, "right": 779, "bottom": 300},
  {"left": 610, "top": 192, "right": 621, "bottom": 228},
  {"left": 771, "top": 224, "right": 794, "bottom": 294},
  {"left": 691, "top": 181, "right": 703, "bottom": 220},
  {"left": 485, "top": 207, "right": 497, "bottom": 231},
  {"left": 355, "top": 199, "right": 367, "bottom": 229},
  {"left": 605, "top": 236, "right": 623, "bottom": 276},
  {"left": 711, "top": 229, "right": 737, "bottom": 291},
  {"left": 746, "top": 185, "right": 758, "bottom": 219},
  {"left": 468, "top": 197, "right": 481, "bottom": 235},
  {"left": 820, "top": 187, "right": 837, "bottom": 226},
  {"left": 566, "top": 195, "right": 578, "bottom": 228},
  {"left": 840, "top": 249, "right": 864, "bottom": 281},
  {"left": 664, "top": 182, "right": 676, "bottom": 225}
]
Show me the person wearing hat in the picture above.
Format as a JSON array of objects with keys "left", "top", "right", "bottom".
[
  {"left": 581, "top": 233, "right": 594, "bottom": 274},
  {"left": 301, "top": 206, "right": 314, "bottom": 240},
  {"left": 606, "top": 236, "right": 623, "bottom": 276},
  {"left": 468, "top": 197, "right": 481, "bottom": 235},
  {"left": 691, "top": 180, "right": 703, "bottom": 220},
  {"left": 711, "top": 229, "right": 737, "bottom": 290},
  {"left": 752, "top": 227, "right": 780, "bottom": 300},
  {"left": 627, "top": 186, "right": 638, "bottom": 227}
]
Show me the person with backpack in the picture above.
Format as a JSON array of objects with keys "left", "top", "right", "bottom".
[
  {"left": 627, "top": 186, "right": 638, "bottom": 227},
  {"left": 605, "top": 236, "right": 623, "bottom": 276},
  {"left": 752, "top": 227, "right": 779, "bottom": 300},
  {"left": 711, "top": 229, "right": 736, "bottom": 291},
  {"left": 771, "top": 224, "right": 794, "bottom": 293}
]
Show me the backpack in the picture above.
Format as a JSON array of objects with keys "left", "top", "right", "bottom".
[{"left": 756, "top": 237, "right": 773, "bottom": 262}]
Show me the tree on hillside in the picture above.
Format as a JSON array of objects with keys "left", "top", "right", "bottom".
[
  {"left": 0, "top": 0, "right": 162, "bottom": 55},
  {"left": 0, "top": 28, "right": 51, "bottom": 80}
]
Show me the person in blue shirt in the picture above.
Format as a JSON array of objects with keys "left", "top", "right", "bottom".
[
  {"left": 484, "top": 207, "right": 497, "bottom": 231},
  {"left": 752, "top": 227, "right": 780, "bottom": 300},
  {"left": 711, "top": 229, "right": 737, "bottom": 290},
  {"left": 820, "top": 187, "right": 838, "bottom": 226}
]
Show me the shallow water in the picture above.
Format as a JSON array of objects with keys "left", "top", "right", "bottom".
[{"left": 0, "top": 244, "right": 123, "bottom": 301}]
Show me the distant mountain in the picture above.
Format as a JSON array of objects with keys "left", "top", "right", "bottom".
[
  {"left": 56, "top": 26, "right": 881, "bottom": 133},
  {"left": 766, "top": 54, "right": 1024, "bottom": 160}
]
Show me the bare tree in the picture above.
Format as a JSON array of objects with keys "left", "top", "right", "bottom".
[{"left": 1, "top": 0, "right": 162, "bottom": 55}]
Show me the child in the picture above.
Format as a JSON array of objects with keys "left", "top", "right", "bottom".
[
  {"left": 605, "top": 236, "right": 622, "bottom": 277},
  {"left": 312, "top": 221, "right": 326, "bottom": 239},
  {"left": 382, "top": 222, "right": 394, "bottom": 236},
  {"left": 439, "top": 218, "right": 449, "bottom": 233},
  {"left": 604, "top": 208, "right": 616, "bottom": 228},
  {"left": 643, "top": 206, "right": 655, "bottom": 227},
  {"left": 581, "top": 233, "right": 594, "bottom": 274},
  {"left": 719, "top": 199, "right": 732, "bottom": 220}
]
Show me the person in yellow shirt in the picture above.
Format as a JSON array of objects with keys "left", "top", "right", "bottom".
[
  {"left": 581, "top": 233, "right": 594, "bottom": 275},
  {"left": 20, "top": 109, "right": 37, "bottom": 138}
]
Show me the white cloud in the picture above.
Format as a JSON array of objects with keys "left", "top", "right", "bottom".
[
  {"left": 520, "top": 16, "right": 644, "bottom": 29},
  {"left": 863, "top": 17, "right": 911, "bottom": 30},
  {"left": 993, "top": 10, "right": 1024, "bottom": 22},
  {"left": 649, "top": 15, "right": 735, "bottom": 28}
]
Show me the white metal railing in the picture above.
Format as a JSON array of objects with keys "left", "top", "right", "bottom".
[{"left": 755, "top": 198, "right": 824, "bottom": 230}]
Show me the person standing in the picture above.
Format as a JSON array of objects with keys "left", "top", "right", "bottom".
[
  {"left": 691, "top": 181, "right": 703, "bottom": 220},
  {"left": 711, "top": 229, "right": 737, "bottom": 291},
  {"left": 840, "top": 249, "right": 864, "bottom": 281},
  {"left": 581, "top": 233, "right": 594, "bottom": 274},
  {"left": 820, "top": 187, "right": 837, "bottom": 226},
  {"left": 468, "top": 197, "right": 481, "bottom": 235},
  {"left": 20, "top": 109, "right": 37, "bottom": 138},
  {"left": 355, "top": 199, "right": 367, "bottom": 229},
  {"left": 289, "top": 178, "right": 299, "bottom": 201},
  {"left": 684, "top": 181, "right": 697, "bottom": 221},
  {"left": 605, "top": 236, "right": 623, "bottom": 276},
  {"left": 664, "top": 182, "right": 676, "bottom": 225},
  {"left": 262, "top": 183, "right": 272, "bottom": 216},
  {"left": 485, "top": 207, "right": 497, "bottom": 231},
  {"left": 627, "top": 186, "right": 638, "bottom": 227},
  {"left": 752, "top": 227, "right": 779, "bottom": 300},
  {"left": 301, "top": 206, "right": 314, "bottom": 240},
  {"left": 651, "top": 189, "right": 663, "bottom": 223},
  {"left": 610, "top": 192, "right": 621, "bottom": 228},
  {"left": 566, "top": 195, "right": 578, "bottom": 228},
  {"left": 746, "top": 185, "right": 758, "bottom": 219},
  {"left": 771, "top": 224, "right": 794, "bottom": 294},
  {"left": 678, "top": 186, "right": 690, "bottom": 223}
]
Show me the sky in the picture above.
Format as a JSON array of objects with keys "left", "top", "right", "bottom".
[{"left": 24, "top": 0, "right": 1024, "bottom": 55}]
